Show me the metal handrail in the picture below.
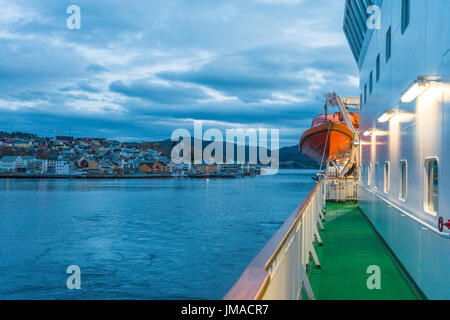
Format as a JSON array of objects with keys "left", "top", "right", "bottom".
[
  {"left": 223, "top": 181, "right": 322, "bottom": 300},
  {"left": 224, "top": 177, "right": 359, "bottom": 300}
]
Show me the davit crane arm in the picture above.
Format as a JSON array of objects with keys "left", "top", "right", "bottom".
[{"left": 324, "top": 92, "right": 360, "bottom": 178}]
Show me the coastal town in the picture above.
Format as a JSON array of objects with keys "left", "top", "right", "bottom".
[{"left": 0, "top": 132, "right": 260, "bottom": 178}]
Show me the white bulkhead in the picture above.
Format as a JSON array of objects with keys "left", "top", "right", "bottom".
[{"left": 344, "top": 0, "right": 450, "bottom": 299}]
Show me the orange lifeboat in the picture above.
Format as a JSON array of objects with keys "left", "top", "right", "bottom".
[{"left": 300, "top": 112, "right": 359, "bottom": 163}]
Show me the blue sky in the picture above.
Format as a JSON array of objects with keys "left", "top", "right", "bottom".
[{"left": 0, "top": 0, "right": 358, "bottom": 145}]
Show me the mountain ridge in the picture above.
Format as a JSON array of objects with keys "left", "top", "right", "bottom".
[{"left": 144, "top": 139, "right": 318, "bottom": 169}]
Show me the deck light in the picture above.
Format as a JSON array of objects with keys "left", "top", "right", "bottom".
[
  {"left": 362, "top": 129, "right": 384, "bottom": 137},
  {"left": 377, "top": 109, "right": 395, "bottom": 123},
  {"left": 401, "top": 77, "right": 432, "bottom": 103}
]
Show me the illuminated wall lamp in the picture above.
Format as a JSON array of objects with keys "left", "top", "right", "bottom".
[
  {"left": 362, "top": 129, "right": 384, "bottom": 137},
  {"left": 400, "top": 76, "right": 441, "bottom": 103},
  {"left": 377, "top": 109, "right": 395, "bottom": 123}
]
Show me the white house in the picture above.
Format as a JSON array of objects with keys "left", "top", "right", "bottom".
[
  {"left": 29, "top": 159, "right": 48, "bottom": 174},
  {"left": 55, "top": 161, "right": 70, "bottom": 175},
  {"left": 0, "top": 156, "right": 23, "bottom": 172},
  {"left": 20, "top": 156, "right": 36, "bottom": 168},
  {"left": 13, "top": 140, "right": 33, "bottom": 148}
]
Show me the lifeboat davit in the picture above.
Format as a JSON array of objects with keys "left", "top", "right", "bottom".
[{"left": 300, "top": 112, "right": 359, "bottom": 163}]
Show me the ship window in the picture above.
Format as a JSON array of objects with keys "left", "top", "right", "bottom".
[
  {"left": 386, "top": 26, "right": 391, "bottom": 63},
  {"left": 399, "top": 160, "right": 407, "bottom": 201},
  {"left": 368, "top": 163, "right": 372, "bottom": 186},
  {"left": 364, "top": 84, "right": 367, "bottom": 104},
  {"left": 375, "top": 162, "right": 379, "bottom": 189},
  {"left": 376, "top": 54, "right": 380, "bottom": 81},
  {"left": 384, "top": 162, "right": 390, "bottom": 193},
  {"left": 401, "top": 0, "right": 410, "bottom": 34},
  {"left": 369, "top": 72, "right": 373, "bottom": 94},
  {"left": 425, "top": 158, "right": 438, "bottom": 215},
  {"left": 361, "top": 163, "right": 368, "bottom": 184}
]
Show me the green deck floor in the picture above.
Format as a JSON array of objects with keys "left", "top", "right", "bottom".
[{"left": 309, "top": 202, "right": 419, "bottom": 300}]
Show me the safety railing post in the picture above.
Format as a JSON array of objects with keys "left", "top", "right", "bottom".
[{"left": 225, "top": 179, "right": 362, "bottom": 300}]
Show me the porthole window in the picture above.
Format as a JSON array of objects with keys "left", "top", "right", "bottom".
[
  {"left": 425, "top": 158, "right": 438, "bottom": 215},
  {"left": 401, "top": 0, "right": 410, "bottom": 34},
  {"left": 384, "top": 162, "right": 390, "bottom": 193},
  {"left": 399, "top": 160, "right": 407, "bottom": 201},
  {"left": 376, "top": 54, "right": 380, "bottom": 81},
  {"left": 375, "top": 162, "right": 379, "bottom": 189},
  {"left": 386, "top": 26, "right": 391, "bottom": 63}
]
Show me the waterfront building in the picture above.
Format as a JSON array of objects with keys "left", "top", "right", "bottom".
[
  {"left": 13, "top": 140, "right": 33, "bottom": 148},
  {"left": 28, "top": 159, "right": 48, "bottom": 174},
  {"left": 193, "top": 163, "right": 221, "bottom": 174},
  {"left": 55, "top": 161, "right": 70, "bottom": 175},
  {"left": 88, "top": 160, "right": 100, "bottom": 171},
  {"left": 138, "top": 161, "right": 169, "bottom": 174},
  {"left": 55, "top": 136, "right": 74, "bottom": 143},
  {"left": 47, "top": 155, "right": 59, "bottom": 170},
  {"left": 0, "top": 156, "right": 23, "bottom": 172}
]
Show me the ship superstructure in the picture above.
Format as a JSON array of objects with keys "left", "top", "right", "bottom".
[
  {"left": 225, "top": 0, "right": 450, "bottom": 300},
  {"left": 345, "top": 0, "right": 450, "bottom": 299}
]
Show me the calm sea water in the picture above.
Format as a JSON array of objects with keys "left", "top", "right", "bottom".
[{"left": 0, "top": 169, "right": 316, "bottom": 299}]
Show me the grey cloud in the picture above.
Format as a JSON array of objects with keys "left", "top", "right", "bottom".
[
  {"left": 0, "top": 0, "right": 358, "bottom": 146},
  {"left": 86, "top": 64, "right": 108, "bottom": 73},
  {"left": 109, "top": 79, "right": 210, "bottom": 105},
  {"left": 59, "top": 81, "right": 100, "bottom": 93},
  {"left": 158, "top": 48, "right": 311, "bottom": 103}
]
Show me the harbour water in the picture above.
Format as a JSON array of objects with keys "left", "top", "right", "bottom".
[{"left": 0, "top": 169, "right": 316, "bottom": 299}]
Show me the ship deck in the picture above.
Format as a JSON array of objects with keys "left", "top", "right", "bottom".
[{"left": 309, "top": 202, "right": 421, "bottom": 300}]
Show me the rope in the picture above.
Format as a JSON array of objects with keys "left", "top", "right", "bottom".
[{"left": 319, "top": 121, "right": 331, "bottom": 174}]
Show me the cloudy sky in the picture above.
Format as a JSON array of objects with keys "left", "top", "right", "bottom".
[{"left": 0, "top": 0, "right": 358, "bottom": 145}]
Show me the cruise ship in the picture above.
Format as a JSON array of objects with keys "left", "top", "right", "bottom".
[{"left": 225, "top": 0, "right": 450, "bottom": 300}]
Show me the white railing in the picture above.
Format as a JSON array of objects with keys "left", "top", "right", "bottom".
[
  {"left": 325, "top": 178, "right": 358, "bottom": 201},
  {"left": 260, "top": 180, "right": 324, "bottom": 300},
  {"left": 224, "top": 178, "right": 359, "bottom": 300}
]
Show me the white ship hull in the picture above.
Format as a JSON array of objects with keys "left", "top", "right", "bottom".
[{"left": 344, "top": 0, "right": 450, "bottom": 299}]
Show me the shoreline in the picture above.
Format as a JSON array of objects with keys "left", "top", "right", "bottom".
[{"left": 0, "top": 173, "right": 254, "bottom": 179}]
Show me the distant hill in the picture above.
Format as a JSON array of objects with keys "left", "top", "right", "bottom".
[
  {"left": 0, "top": 131, "right": 39, "bottom": 139},
  {"left": 141, "top": 140, "right": 176, "bottom": 157},
  {"left": 278, "top": 145, "right": 318, "bottom": 169},
  {"left": 144, "top": 139, "right": 318, "bottom": 169}
]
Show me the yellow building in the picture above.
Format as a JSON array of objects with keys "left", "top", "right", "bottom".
[
  {"left": 88, "top": 160, "right": 99, "bottom": 170},
  {"left": 194, "top": 164, "right": 221, "bottom": 174}
]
